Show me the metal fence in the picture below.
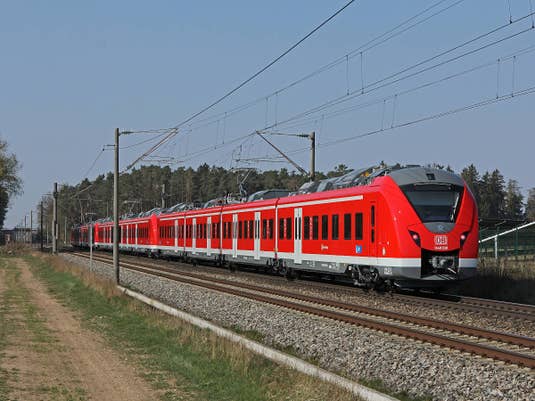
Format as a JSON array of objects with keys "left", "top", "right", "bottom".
[{"left": 479, "top": 221, "right": 535, "bottom": 260}]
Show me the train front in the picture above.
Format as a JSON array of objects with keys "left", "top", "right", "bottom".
[{"left": 385, "top": 167, "right": 478, "bottom": 289}]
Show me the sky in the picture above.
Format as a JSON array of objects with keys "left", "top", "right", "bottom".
[{"left": 1, "top": 0, "right": 535, "bottom": 228}]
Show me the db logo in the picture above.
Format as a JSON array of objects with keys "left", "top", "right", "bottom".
[{"left": 434, "top": 235, "right": 448, "bottom": 246}]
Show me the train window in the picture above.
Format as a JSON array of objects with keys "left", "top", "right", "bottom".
[
  {"left": 294, "top": 218, "right": 298, "bottom": 240},
  {"left": 262, "top": 219, "right": 267, "bottom": 239},
  {"left": 285, "top": 217, "right": 292, "bottom": 240},
  {"left": 269, "top": 219, "right": 274, "bottom": 239},
  {"left": 371, "top": 229, "right": 375, "bottom": 243},
  {"left": 249, "top": 220, "right": 254, "bottom": 239},
  {"left": 344, "top": 213, "right": 351, "bottom": 240},
  {"left": 321, "top": 215, "right": 328, "bottom": 240},
  {"left": 243, "top": 220, "right": 247, "bottom": 239},
  {"left": 303, "top": 216, "right": 310, "bottom": 240},
  {"left": 238, "top": 221, "right": 242, "bottom": 239},
  {"left": 279, "top": 218, "right": 284, "bottom": 240},
  {"left": 312, "top": 216, "right": 319, "bottom": 240},
  {"left": 371, "top": 206, "right": 375, "bottom": 227},
  {"left": 332, "top": 214, "right": 339, "bottom": 240},
  {"left": 204, "top": 223, "right": 207, "bottom": 239},
  {"left": 355, "top": 213, "right": 363, "bottom": 240},
  {"left": 228, "top": 222, "right": 232, "bottom": 239}
]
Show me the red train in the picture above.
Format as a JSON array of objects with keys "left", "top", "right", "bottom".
[{"left": 71, "top": 166, "right": 478, "bottom": 289}]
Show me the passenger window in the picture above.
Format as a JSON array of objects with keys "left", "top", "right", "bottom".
[
  {"left": 285, "top": 217, "right": 292, "bottom": 240},
  {"left": 269, "top": 219, "right": 274, "bottom": 239},
  {"left": 249, "top": 220, "right": 254, "bottom": 239},
  {"left": 312, "top": 216, "right": 318, "bottom": 240},
  {"left": 304, "top": 216, "right": 310, "bottom": 240},
  {"left": 262, "top": 219, "right": 267, "bottom": 239},
  {"left": 321, "top": 215, "right": 328, "bottom": 240},
  {"left": 344, "top": 213, "right": 351, "bottom": 240},
  {"left": 355, "top": 213, "right": 363, "bottom": 240},
  {"left": 332, "top": 214, "right": 339, "bottom": 240},
  {"left": 371, "top": 205, "right": 375, "bottom": 227},
  {"left": 279, "top": 218, "right": 284, "bottom": 240}
]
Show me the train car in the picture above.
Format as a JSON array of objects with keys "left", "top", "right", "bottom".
[
  {"left": 73, "top": 165, "right": 478, "bottom": 289},
  {"left": 70, "top": 224, "right": 92, "bottom": 248}
]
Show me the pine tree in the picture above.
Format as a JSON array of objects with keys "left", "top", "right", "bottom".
[
  {"left": 461, "top": 164, "right": 481, "bottom": 206},
  {"left": 504, "top": 179, "right": 524, "bottom": 220},
  {"left": 479, "top": 169, "right": 505, "bottom": 219},
  {"left": 525, "top": 188, "right": 535, "bottom": 221}
]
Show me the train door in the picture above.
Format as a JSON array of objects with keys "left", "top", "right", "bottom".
[
  {"left": 207, "top": 216, "right": 212, "bottom": 256},
  {"left": 174, "top": 219, "right": 178, "bottom": 250},
  {"left": 370, "top": 201, "right": 377, "bottom": 257},
  {"left": 192, "top": 217, "right": 197, "bottom": 254},
  {"left": 294, "top": 208, "right": 302, "bottom": 264},
  {"left": 254, "top": 212, "right": 261, "bottom": 260},
  {"left": 232, "top": 214, "right": 238, "bottom": 258}
]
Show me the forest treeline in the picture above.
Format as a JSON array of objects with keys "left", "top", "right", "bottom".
[{"left": 42, "top": 162, "right": 535, "bottom": 228}]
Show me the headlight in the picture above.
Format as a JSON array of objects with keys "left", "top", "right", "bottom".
[
  {"left": 460, "top": 231, "right": 469, "bottom": 246},
  {"left": 409, "top": 230, "right": 420, "bottom": 247}
]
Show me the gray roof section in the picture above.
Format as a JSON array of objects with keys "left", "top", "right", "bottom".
[{"left": 388, "top": 167, "right": 465, "bottom": 187}]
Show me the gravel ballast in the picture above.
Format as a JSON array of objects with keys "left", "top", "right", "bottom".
[{"left": 61, "top": 254, "right": 535, "bottom": 401}]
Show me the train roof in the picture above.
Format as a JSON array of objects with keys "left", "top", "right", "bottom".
[{"left": 85, "top": 164, "right": 465, "bottom": 224}]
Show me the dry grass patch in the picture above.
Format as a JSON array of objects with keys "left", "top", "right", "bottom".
[{"left": 28, "top": 254, "right": 364, "bottom": 401}]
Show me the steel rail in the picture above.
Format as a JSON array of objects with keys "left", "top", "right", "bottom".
[{"left": 71, "top": 252, "right": 535, "bottom": 369}]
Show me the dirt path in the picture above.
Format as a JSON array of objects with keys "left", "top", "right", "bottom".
[{"left": 0, "top": 258, "right": 158, "bottom": 401}]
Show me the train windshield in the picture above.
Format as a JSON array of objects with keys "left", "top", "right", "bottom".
[{"left": 401, "top": 183, "right": 463, "bottom": 223}]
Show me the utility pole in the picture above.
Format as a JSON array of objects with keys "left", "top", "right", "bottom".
[
  {"left": 161, "top": 183, "right": 166, "bottom": 208},
  {"left": 309, "top": 131, "right": 316, "bottom": 182},
  {"left": 30, "top": 211, "right": 33, "bottom": 246},
  {"left": 255, "top": 130, "right": 316, "bottom": 181},
  {"left": 40, "top": 201, "right": 44, "bottom": 251},
  {"left": 64, "top": 217, "right": 67, "bottom": 245},
  {"left": 113, "top": 128, "right": 120, "bottom": 284},
  {"left": 24, "top": 215, "right": 27, "bottom": 244},
  {"left": 52, "top": 182, "right": 58, "bottom": 253}
]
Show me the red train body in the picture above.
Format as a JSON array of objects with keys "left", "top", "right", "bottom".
[{"left": 71, "top": 166, "right": 478, "bottom": 289}]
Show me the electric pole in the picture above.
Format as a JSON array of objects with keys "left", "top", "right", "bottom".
[
  {"left": 52, "top": 182, "right": 58, "bottom": 253},
  {"left": 310, "top": 131, "right": 315, "bottom": 182},
  {"left": 30, "top": 210, "right": 33, "bottom": 246},
  {"left": 113, "top": 128, "right": 120, "bottom": 284},
  {"left": 161, "top": 183, "right": 166, "bottom": 208},
  {"left": 256, "top": 130, "right": 316, "bottom": 181},
  {"left": 40, "top": 201, "right": 44, "bottom": 251}
]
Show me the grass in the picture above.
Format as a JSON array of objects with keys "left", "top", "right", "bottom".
[
  {"left": 24, "top": 254, "right": 364, "bottom": 401},
  {"left": 0, "top": 260, "right": 12, "bottom": 401}
]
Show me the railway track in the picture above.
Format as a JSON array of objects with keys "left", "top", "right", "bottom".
[
  {"left": 69, "top": 251, "right": 535, "bottom": 369},
  {"left": 66, "top": 249, "right": 535, "bottom": 322}
]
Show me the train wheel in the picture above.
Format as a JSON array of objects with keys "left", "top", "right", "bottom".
[{"left": 285, "top": 268, "right": 295, "bottom": 281}]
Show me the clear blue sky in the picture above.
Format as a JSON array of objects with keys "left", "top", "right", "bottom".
[{"left": 2, "top": 0, "right": 534, "bottom": 228}]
